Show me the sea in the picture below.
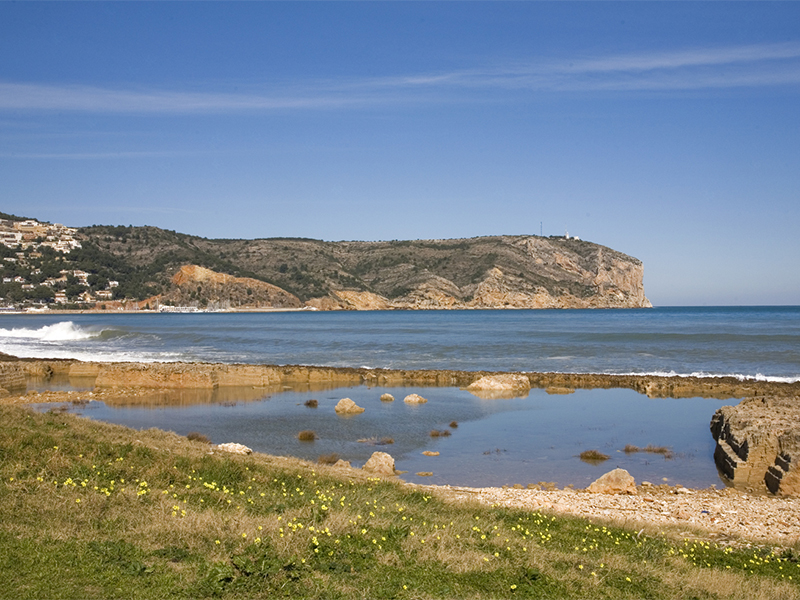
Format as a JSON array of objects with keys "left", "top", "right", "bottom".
[{"left": 3, "top": 306, "right": 799, "bottom": 489}]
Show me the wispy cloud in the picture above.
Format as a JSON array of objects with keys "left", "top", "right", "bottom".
[
  {"left": 1, "top": 43, "right": 798, "bottom": 114},
  {"left": 0, "top": 150, "right": 201, "bottom": 160}
]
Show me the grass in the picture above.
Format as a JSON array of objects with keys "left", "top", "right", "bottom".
[
  {"left": 187, "top": 432, "right": 212, "bottom": 445},
  {"left": 1, "top": 405, "right": 799, "bottom": 599},
  {"left": 304, "top": 400, "right": 318, "bottom": 408},
  {"left": 429, "top": 430, "right": 452, "bottom": 438},
  {"left": 297, "top": 430, "right": 318, "bottom": 442}
]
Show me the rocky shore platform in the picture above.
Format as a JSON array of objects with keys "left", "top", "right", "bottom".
[
  {"left": 2, "top": 355, "right": 799, "bottom": 544},
  {"left": 421, "top": 483, "right": 800, "bottom": 547}
]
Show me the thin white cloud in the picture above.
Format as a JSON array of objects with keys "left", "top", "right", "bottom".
[
  {"left": 0, "top": 150, "right": 200, "bottom": 159},
  {"left": 0, "top": 42, "right": 798, "bottom": 114}
]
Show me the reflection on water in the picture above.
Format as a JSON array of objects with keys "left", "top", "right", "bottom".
[{"left": 40, "top": 384, "right": 731, "bottom": 490}]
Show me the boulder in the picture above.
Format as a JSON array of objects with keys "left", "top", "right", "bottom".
[
  {"left": 588, "top": 468, "right": 637, "bottom": 495},
  {"left": 216, "top": 442, "right": 252, "bottom": 455},
  {"left": 403, "top": 393, "right": 428, "bottom": 404},
  {"left": 334, "top": 398, "right": 365, "bottom": 414},
  {"left": 380, "top": 393, "right": 395, "bottom": 402},
  {"left": 467, "top": 374, "right": 531, "bottom": 399},
  {"left": 363, "top": 451, "right": 395, "bottom": 475},
  {"left": 333, "top": 459, "right": 351, "bottom": 469}
]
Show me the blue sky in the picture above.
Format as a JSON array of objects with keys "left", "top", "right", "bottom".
[{"left": 1, "top": 2, "right": 799, "bottom": 306}]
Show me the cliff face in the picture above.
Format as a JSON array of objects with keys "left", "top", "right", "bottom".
[{"left": 79, "top": 227, "right": 650, "bottom": 310}]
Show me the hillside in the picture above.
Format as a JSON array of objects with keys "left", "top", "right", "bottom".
[{"left": 72, "top": 226, "right": 651, "bottom": 310}]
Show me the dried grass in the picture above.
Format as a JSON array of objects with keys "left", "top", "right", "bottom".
[
  {"left": 297, "top": 430, "right": 317, "bottom": 441},
  {"left": 579, "top": 449, "right": 610, "bottom": 463},
  {"left": 317, "top": 453, "right": 339, "bottom": 465}
]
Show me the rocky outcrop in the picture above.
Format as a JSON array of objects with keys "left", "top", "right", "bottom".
[
  {"left": 334, "top": 398, "right": 365, "bottom": 415},
  {"left": 403, "top": 393, "right": 428, "bottom": 404},
  {"left": 363, "top": 451, "right": 395, "bottom": 475},
  {"left": 710, "top": 397, "right": 800, "bottom": 496},
  {"left": 167, "top": 265, "right": 301, "bottom": 309},
  {"left": 216, "top": 442, "right": 252, "bottom": 455},
  {"left": 467, "top": 374, "right": 531, "bottom": 399},
  {"left": 588, "top": 468, "right": 637, "bottom": 495},
  {"left": 0, "top": 362, "right": 26, "bottom": 395}
]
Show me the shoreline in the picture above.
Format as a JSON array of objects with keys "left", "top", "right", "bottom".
[{"left": 4, "top": 357, "right": 800, "bottom": 545}]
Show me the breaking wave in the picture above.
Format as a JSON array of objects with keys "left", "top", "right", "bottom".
[{"left": 0, "top": 321, "right": 104, "bottom": 342}]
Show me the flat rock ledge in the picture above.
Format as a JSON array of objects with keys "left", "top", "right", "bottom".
[
  {"left": 417, "top": 483, "right": 800, "bottom": 545},
  {"left": 711, "top": 396, "right": 800, "bottom": 496}
]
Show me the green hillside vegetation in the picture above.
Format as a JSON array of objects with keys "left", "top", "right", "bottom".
[{"left": 1, "top": 405, "right": 797, "bottom": 599}]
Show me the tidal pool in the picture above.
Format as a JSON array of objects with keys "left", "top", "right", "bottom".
[{"left": 41, "top": 385, "right": 730, "bottom": 489}]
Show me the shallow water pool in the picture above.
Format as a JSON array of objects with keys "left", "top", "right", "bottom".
[{"left": 41, "top": 385, "right": 731, "bottom": 489}]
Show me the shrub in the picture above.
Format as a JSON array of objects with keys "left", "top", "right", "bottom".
[
  {"left": 297, "top": 430, "right": 317, "bottom": 442},
  {"left": 579, "top": 449, "right": 610, "bottom": 463},
  {"left": 644, "top": 444, "right": 674, "bottom": 459},
  {"left": 186, "top": 432, "right": 211, "bottom": 444},
  {"left": 623, "top": 444, "right": 640, "bottom": 454},
  {"left": 304, "top": 399, "right": 318, "bottom": 408},
  {"left": 449, "top": 421, "right": 458, "bottom": 428}
]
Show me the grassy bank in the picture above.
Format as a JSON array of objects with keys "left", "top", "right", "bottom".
[{"left": 1, "top": 405, "right": 798, "bottom": 599}]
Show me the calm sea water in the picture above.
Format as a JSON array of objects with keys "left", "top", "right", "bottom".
[
  {"left": 7, "top": 307, "right": 799, "bottom": 488},
  {"left": 1, "top": 307, "right": 799, "bottom": 379}
]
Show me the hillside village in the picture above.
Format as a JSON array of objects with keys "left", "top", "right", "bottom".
[{"left": 0, "top": 218, "right": 122, "bottom": 311}]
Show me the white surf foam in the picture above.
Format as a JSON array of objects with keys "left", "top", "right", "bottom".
[{"left": 0, "top": 321, "right": 101, "bottom": 342}]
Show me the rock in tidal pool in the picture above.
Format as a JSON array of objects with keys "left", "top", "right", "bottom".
[
  {"left": 588, "top": 468, "right": 637, "bottom": 495},
  {"left": 363, "top": 451, "right": 395, "bottom": 475},
  {"left": 466, "top": 374, "right": 531, "bottom": 399},
  {"left": 334, "top": 398, "right": 365, "bottom": 415},
  {"left": 403, "top": 393, "right": 428, "bottom": 404},
  {"left": 380, "top": 393, "right": 395, "bottom": 402}
]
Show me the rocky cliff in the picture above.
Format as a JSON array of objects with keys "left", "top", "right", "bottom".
[{"left": 78, "top": 227, "right": 651, "bottom": 310}]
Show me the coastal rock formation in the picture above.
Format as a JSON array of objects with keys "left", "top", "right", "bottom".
[
  {"left": 334, "top": 398, "right": 365, "bottom": 415},
  {"left": 403, "top": 393, "right": 428, "bottom": 404},
  {"left": 710, "top": 397, "right": 800, "bottom": 496},
  {"left": 588, "top": 468, "right": 637, "bottom": 495},
  {"left": 0, "top": 362, "right": 26, "bottom": 395},
  {"left": 379, "top": 393, "right": 395, "bottom": 402},
  {"left": 467, "top": 373, "right": 531, "bottom": 399},
  {"left": 363, "top": 451, "right": 395, "bottom": 475}
]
